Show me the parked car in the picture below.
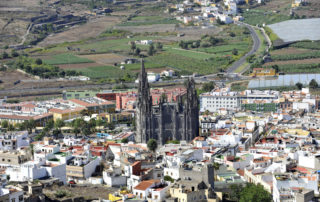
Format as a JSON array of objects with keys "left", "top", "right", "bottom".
[{"left": 68, "top": 180, "right": 76, "bottom": 184}]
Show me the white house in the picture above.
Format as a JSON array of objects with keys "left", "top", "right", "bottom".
[
  {"left": 133, "top": 179, "right": 168, "bottom": 201},
  {"left": 103, "top": 166, "right": 127, "bottom": 187},
  {"left": 6, "top": 161, "right": 67, "bottom": 184},
  {"left": 147, "top": 72, "right": 160, "bottom": 83}
]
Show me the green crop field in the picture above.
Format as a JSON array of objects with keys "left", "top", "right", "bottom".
[
  {"left": 68, "top": 61, "right": 162, "bottom": 79},
  {"left": 164, "top": 47, "right": 213, "bottom": 60},
  {"left": 290, "top": 41, "right": 320, "bottom": 50},
  {"left": 264, "top": 63, "right": 320, "bottom": 73},
  {"left": 69, "top": 65, "right": 129, "bottom": 79},
  {"left": 44, "top": 53, "right": 94, "bottom": 65},
  {"left": 271, "top": 51, "right": 320, "bottom": 61},
  {"left": 195, "top": 42, "right": 250, "bottom": 56},
  {"left": 242, "top": 10, "right": 290, "bottom": 26},
  {"left": 148, "top": 52, "right": 233, "bottom": 75}
]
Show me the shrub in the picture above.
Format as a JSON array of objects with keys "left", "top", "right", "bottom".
[{"left": 164, "top": 175, "right": 174, "bottom": 183}]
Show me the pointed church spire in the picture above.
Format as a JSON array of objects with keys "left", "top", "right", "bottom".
[{"left": 141, "top": 59, "right": 145, "bottom": 73}]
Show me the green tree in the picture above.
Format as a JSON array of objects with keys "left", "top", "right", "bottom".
[
  {"left": 202, "top": 81, "right": 215, "bottom": 92},
  {"left": 96, "top": 119, "right": 104, "bottom": 127},
  {"left": 45, "top": 119, "right": 54, "bottom": 131},
  {"left": 179, "top": 41, "right": 188, "bottom": 49},
  {"left": 121, "top": 138, "right": 129, "bottom": 143},
  {"left": 7, "top": 124, "right": 15, "bottom": 131},
  {"left": 2, "top": 52, "right": 8, "bottom": 59},
  {"left": 272, "top": 65, "right": 279, "bottom": 73},
  {"left": 130, "top": 41, "right": 136, "bottom": 53},
  {"left": 239, "top": 183, "right": 271, "bottom": 202},
  {"left": 35, "top": 58, "right": 43, "bottom": 65},
  {"left": 164, "top": 175, "right": 174, "bottom": 183},
  {"left": 80, "top": 109, "right": 89, "bottom": 117},
  {"left": 148, "top": 44, "right": 155, "bottom": 56},
  {"left": 52, "top": 128, "right": 61, "bottom": 137},
  {"left": 25, "top": 120, "right": 36, "bottom": 133},
  {"left": 107, "top": 122, "right": 115, "bottom": 130},
  {"left": 296, "top": 82, "right": 303, "bottom": 90},
  {"left": 11, "top": 50, "right": 19, "bottom": 57},
  {"left": 1, "top": 120, "right": 9, "bottom": 128},
  {"left": 16, "top": 123, "right": 26, "bottom": 131},
  {"left": 203, "top": 110, "right": 210, "bottom": 115},
  {"left": 134, "top": 47, "right": 141, "bottom": 56},
  {"left": 309, "top": 79, "right": 318, "bottom": 89},
  {"left": 229, "top": 184, "right": 243, "bottom": 201},
  {"left": 54, "top": 119, "right": 64, "bottom": 129},
  {"left": 232, "top": 48, "right": 238, "bottom": 55},
  {"left": 147, "top": 139, "right": 158, "bottom": 152},
  {"left": 156, "top": 42, "right": 163, "bottom": 50}
]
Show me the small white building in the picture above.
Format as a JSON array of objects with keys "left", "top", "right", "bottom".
[
  {"left": 6, "top": 161, "right": 67, "bottom": 184},
  {"left": 133, "top": 180, "right": 168, "bottom": 201},
  {"left": 147, "top": 72, "right": 160, "bottom": 83},
  {"left": 103, "top": 166, "right": 127, "bottom": 187}
]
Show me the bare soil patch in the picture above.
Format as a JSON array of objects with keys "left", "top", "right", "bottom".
[
  {"left": 38, "top": 16, "right": 122, "bottom": 47},
  {"left": 58, "top": 62, "right": 102, "bottom": 69},
  {"left": 264, "top": 58, "right": 320, "bottom": 66},
  {"left": 163, "top": 26, "right": 223, "bottom": 41},
  {"left": 79, "top": 53, "right": 128, "bottom": 65},
  {"left": 0, "top": 70, "right": 32, "bottom": 90},
  {"left": 44, "top": 185, "right": 118, "bottom": 201}
]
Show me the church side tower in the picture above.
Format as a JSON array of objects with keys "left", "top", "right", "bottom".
[
  {"left": 135, "top": 60, "right": 152, "bottom": 143},
  {"left": 184, "top": 78, "right": 199, "bottom": 141}
]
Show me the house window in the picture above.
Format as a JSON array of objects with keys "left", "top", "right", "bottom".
[
  {"left": 19, "top": 195, "right": 23, "bottom": 201},
  {"left": 154, "top": 195, "right": 158, "bottom": 199},
  {"left": 11, "top": 199, "right": 16, "bottom": 202}
]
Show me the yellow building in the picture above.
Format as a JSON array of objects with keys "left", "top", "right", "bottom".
[
  {"left": 0, "top": 113, "right": 53, "bottom": 127},
  {"left": 49, "top": 107, "right": 85, "bottom": 121},
  {"left": 169, "top": 182, "right": 222, "bottom": 202},
  {"left": 98, "top": 112, "right": 133, "bottom": 123},
  {"left": 250, "top": 68, "right": 277, "bottom": 77},
  {"left": 108, "top": 193, "right": 122, "bottom": 202}
]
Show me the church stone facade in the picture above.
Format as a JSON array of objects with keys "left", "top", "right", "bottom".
[{"left": 135, "top": 61, "right": 199, "bottom": 145}]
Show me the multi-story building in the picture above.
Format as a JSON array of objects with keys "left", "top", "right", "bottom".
[
  {"left": 200, "top": 88, "right": 279, "bottom": 112},
  {"left": 116, "top": 88, "right": 186, "bottom": 111},
  {"left": 66, "top": 151, "right": 100, "bottom": 183},
  {"left": 0, "top": 150, "right": 31, "bottom": 168},
  {"left": 98, "top": 111, "right": 133, "bottom": 123},
  {"left": 200, "top": 88, "right": 239, "bottom": 112},
  {"left": 0, "top": 131, "right": 29, "bottom": 151}
]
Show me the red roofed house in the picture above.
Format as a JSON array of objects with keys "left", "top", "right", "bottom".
[{"left": 133, "top": 179, "right": 168, "bottom": 201}]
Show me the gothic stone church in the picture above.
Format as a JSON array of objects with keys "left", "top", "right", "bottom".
[{"left": 135, "top": 61, "right": 199, "bottom": 145}]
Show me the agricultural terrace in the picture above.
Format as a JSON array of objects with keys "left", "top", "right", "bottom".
[
  {"left": 29, "top": 22, "right": 252, "bottom": 80},
  {"left": 263, "top": 40, "right": 320, "bottom": 73}
]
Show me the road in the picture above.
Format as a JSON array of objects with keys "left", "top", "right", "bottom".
[{"left": 226, "top": 22, "right": 261, "bottom": 73}]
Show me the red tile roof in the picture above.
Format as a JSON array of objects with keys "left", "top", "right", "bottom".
[{"left": 134, "top": 180, "right": 160, "bottom": 191}]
